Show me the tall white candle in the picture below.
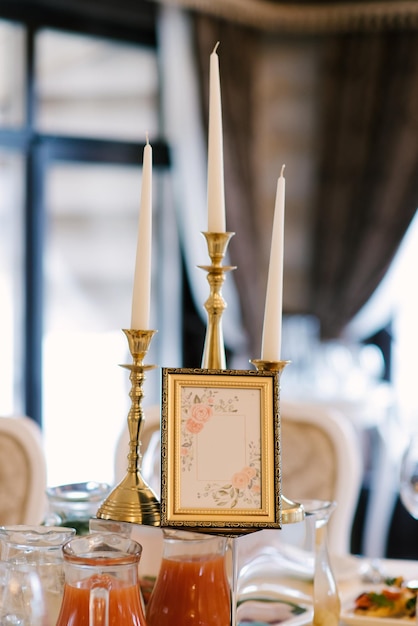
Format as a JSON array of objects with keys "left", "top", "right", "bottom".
[
  {"left": 207, "top": 42, "right": 226, "bottom": 233},
  {"left": 131, "top": 136, "right": 152, "bottom": 330},
  {"left": 261, "top": 165, "right": 286, "bottom": 361}
]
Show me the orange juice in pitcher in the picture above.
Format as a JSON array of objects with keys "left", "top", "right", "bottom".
[
  {"left": 146, "top": 530, "right": 230, "bottom": 626},
  {"left": 56, "top": 533, "right": 148, "bottom": 626}
]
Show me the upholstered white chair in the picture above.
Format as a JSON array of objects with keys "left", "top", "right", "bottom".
[
  {"left": 280, "top": 400, "right": 363, "bottom": 555},
  {"left": 0, "top": 416, "right": 48, "bottom": 525},
  {"left": 114, "top": 400, "right": 362, "bottom": 555}
]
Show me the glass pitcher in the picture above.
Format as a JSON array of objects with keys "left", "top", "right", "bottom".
[
  {"left": 0, "top": 524, "right": 76, "bottom": 624},
  {"left": 146, "top": 529, "right": 230, "bottom": 626},
  {"left": 0, "top": 563, "right": 47, "bottom": 626},
  {"left": 56, "top": 532, "right": 148, "bottom": 626}
]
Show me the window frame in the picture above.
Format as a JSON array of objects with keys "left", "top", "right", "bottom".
[{"left": 0, "top": 3, "right": 171, "bottom": 426}]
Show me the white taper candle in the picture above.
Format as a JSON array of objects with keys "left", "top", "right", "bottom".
[
  {"left": 131, "top": 136, "right": 152, "bottom": 330},
  {"left": 261, "top": 165, "right": 286, "bottom": 360},
  {"left": 207, "top": 42, "right": 226, "bottom": 233}
]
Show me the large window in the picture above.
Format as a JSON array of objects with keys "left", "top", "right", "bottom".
[
  {"left": 0, "top": 7, "right": 180, "bottom": 486},
  {"left": 0, "top": 19, "right": 26, "bottom": 415},
  {"left": 0, "top": 20, "right": 25, "bottom": 127},
  {"left": 35, "top": 28, "right": 159, "bottom": 140},
  {"left": 0, "top": 149, "right": 25, "bottom": 415}
]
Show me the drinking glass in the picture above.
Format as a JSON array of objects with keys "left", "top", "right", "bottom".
[
  {"left": 44, "top": 482, "right": 111, "bottom": 534},
  {"left": 399, "top": 438, "right": 418, "bottom": 618},
  {"left": 400, "top": 434, "right": 418, "bottom": 520},
  {"left": 0, "top": 563, "right": 48, "bottom": 626},
  {"left": 0, "top": 525, "right": 75, "bottom": 624}
]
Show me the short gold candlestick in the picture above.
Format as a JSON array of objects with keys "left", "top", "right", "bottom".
[
  {"left": 250, "top": 359, "right": 305, "bottom": 525},
  {"left": 199, "top": 232, "right": 236, "bottom": 370},
  {"left": 96, "top": 329, "right": 160, "bottom": 525}
]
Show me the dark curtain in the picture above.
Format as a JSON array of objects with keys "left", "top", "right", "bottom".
[
  {"left": 192, "top": 13, "right": 418, "bottom": 354},
  {"left": 311, "top": 29, "right": 418, "bottom": 339}
]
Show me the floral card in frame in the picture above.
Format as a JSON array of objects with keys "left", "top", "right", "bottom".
[{"left": 160, "top": 367, "right": 281, "bottom": 533}]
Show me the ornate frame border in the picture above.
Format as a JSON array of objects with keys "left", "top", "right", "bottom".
[{"left": 160, "top": 367, "right": 281, "bottom": 533}]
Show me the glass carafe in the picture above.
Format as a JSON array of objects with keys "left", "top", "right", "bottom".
[
  {"left": 146, "top": 529, "right": 230, "bottom": 626},
  {"left": 303, "top": 500, "right": 340, "bottom": 626},
  {"left": 0, "top": 524, "right": 76, "bottom": 624},
  {"left": 56, "top": 532, "right": 148, "bottom": 626}
]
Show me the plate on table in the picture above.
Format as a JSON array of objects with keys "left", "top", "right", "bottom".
[
  {"left": 341, "top": 609, "right": 415, "bottom": 626},
  {"left": 237, "top": 597, "right": 313, "bottom": 626},
  {"left": 331, "top": 553, "right": 368, "bottom": 582},
  {"left": 340, "top": 582, "right": 417, "bottom": 626}
]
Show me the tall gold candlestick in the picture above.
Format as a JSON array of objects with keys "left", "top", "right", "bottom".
[
  {"left": 96, "top": 329, "right": 160, "bottom": 525},
  {"left": 199, "top": 231, "right": 236, "bottom": 370},
  {"left": 250, "top": 359, "right": 305, "bottom": 525}
]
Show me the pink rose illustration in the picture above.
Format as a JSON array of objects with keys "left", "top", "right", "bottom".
[
  {"left": 251, "top": 484, "right": 261, "bottom": 494},
  {"left": 231, "top": 471, "right": 250, "bottom": 490},
  {"left": 243, "top": 466, "right": 257, "bottom": 479},
  {"left": 185, "top": 418, "right": 204, "bottom": 434},
  {"left": 191, "top": 403, "right": 213, "bottom": 423},
  {"left": 180, "top": 447, "right": 189, "bottom": 456}
]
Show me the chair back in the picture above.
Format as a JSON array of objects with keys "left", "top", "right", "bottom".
[
  {"left": 0, "top": 416, "right": 47, "bottom": 525},
  {"left": 281, "top": 400, "right": 363, "bottom": 555}
]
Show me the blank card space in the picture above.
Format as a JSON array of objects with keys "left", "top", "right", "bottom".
[{"left": 196, "top": 414, "right": 246, "bottom": 481}]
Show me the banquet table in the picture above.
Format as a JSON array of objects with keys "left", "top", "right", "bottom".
[
  {"left": 122, "top": 523, "right": 418, "bottom": 626},
  {"left": 234, "top": 552, "right": 418, "bottom": 626}
]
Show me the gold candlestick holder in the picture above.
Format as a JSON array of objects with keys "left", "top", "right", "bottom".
[
  {"left": 199, "top": 231, "right": 236, "bottom": 370},
  {"left": 96, "top": 329, "right": 160, "bottom": 526},
  {"left": 250, "top": 359, "right": 305, "bottom": 525}
]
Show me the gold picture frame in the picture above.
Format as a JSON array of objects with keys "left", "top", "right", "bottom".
[{"left": 160, "top": 367, "right": 281, "bottom": 533}]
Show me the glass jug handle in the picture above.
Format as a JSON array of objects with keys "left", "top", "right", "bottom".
[{"left": 89, "top": 587, "right": 109, "bottom": 626}]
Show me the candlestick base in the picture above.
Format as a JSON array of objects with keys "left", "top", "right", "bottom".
[
  {"left": 250, "top": 358, "right": 305, "bottom": 525},
  {"left": 96, "top": 329, "right": 160, "bottom": 526},
  {"left": 199, "top": 231, "right": 236, "bottom": 370}
]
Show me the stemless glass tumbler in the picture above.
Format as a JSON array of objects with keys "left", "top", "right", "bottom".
[
  {"left": 0, "top": 524, "right": 76, "bottom": 624},
  {"left": 0, "top": 564, "right": 47, "bottom": 626}
]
